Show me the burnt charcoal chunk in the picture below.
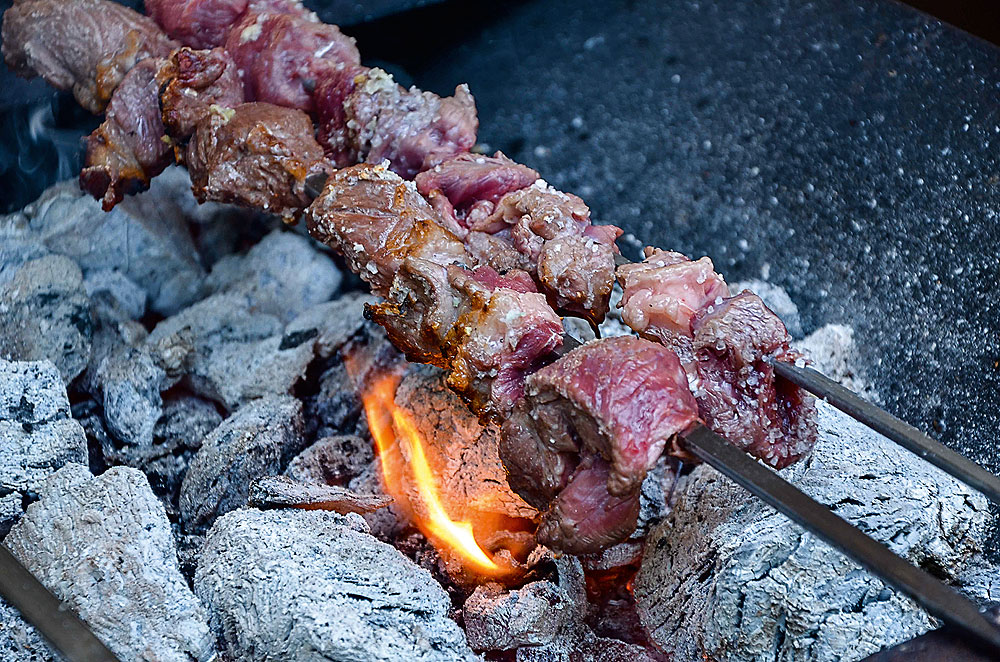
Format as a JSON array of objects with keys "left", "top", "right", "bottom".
[
  {"left": 179, "top": 395, "right": 304, "bottom": 534},
  {"left": 0, "top": 358, "right": 87, "bottom": 498},
  {"left": 0, "top": 256, "right": 93, "bottom": 383},
  {"left": 248, "top": 475, "right": 391, "bottom": 513},
  {"left": 5, "top": 464, "right": 215, "bottom": 662},
  {"left": 196, "top": 508, "right": 478, "bottom": 662},
  {"left": 285, "top": 434, "right": 372, "bottom": 486},
  {"left": 633, "top": 404, "right": 992, "bottom": 662}
]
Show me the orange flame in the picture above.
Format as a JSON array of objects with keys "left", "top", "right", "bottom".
[{"left": 359, "top": 373, "right": 504, "bottom": 576}]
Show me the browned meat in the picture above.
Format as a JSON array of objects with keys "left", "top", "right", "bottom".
[
  {"left": 79, "top": 59, "right": 173, "bottom": 211},
  {"left": 2, "top": 0, "right": 177, "bottom": 114},
  {"left": 443, "top": 267, "right": 564, "bottom": 417},
  {"left": 482, "top": 181, "right": 622, "bottom": 320},
  {"left": 145, "top": 0, "right": 248, "bottom": 49},
  {"left": 500, "top": 336, "right": 698, "bottom": 553},
  {"left": 186, "top": 102, "right": 332, "bottom": 217},
  {"left": 617, "top": 247, "right": 730, "bottom": 361},
  {"left": 337, "top": 68, "right": 479, "bottom": 178},
  {"left": 225, "top": 6, "right": 359, "bottom": 112},
  {"left": 691, "top": 291, "right": 817, "bottom": 468},
  {"left": 535, "top": 456, "right": 640, "bottom": 556},
  {"left": 414, "top": 152, "right": 539, "bottom": 232},
  {"left": 306, "top": 163, "right": 467, "bottom": 297},
  {"left": 159, "top": 47, "right": 245, "bottom": 142}
]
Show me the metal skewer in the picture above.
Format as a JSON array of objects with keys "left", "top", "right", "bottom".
[
  {"left": 681, "top": 422, "right": 1000, "bottom": 655},
  {"left": 769, "top": 359, "right": 1000, "bottom": 506}
]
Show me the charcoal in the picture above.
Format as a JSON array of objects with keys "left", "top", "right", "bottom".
[
  {"left": 0, "top": 358, "right": 87, "bottom": 498},
  {"left": 248, "top": 475, "right": 392, "bottom": 513},
  {"left": 464, "top": 581, "right": 575, "bottom": 650},
  {"left": 179, "top": 395, "right": 304, "bottom": 534},
  {"left": 285, "top": 434, "right": 373, "bottom": 486},
  {"left": 0, "top": 492, "right": 22, "bottom": 538},
  {"left": 0, "top": 232, "right": 50, "bottom": 287},
  {"left": 305, "top": 360, "right": 367, "bottom": 439},
  {"left": 195, "top": 507, "right": 479, "bottom": 662},
  {"left": 144, "top": 293, "right": 316, "bottom": 411},
  {"left": 22, "top": 180, "right": 205, "bottom": 316},
  {"left": 0, "top": 598, "right": 56, "bottom": 662},
  {"left": 82, "top": 268, "right": 147, "bottom": 320},
  {"left": 204, "top": 229, "right": 342, "bottom": 322},
  {"left": 95, "top": 344, "right": 166, "bottom": 447},
  {"left": 285, "top": 292, "right": 376, "bottom": 359},
  {"left": 394, "top": 366, "right": 537, "bottom": 522},
  {"left": 5, "top": 463, "right": 215, "bottom": 662},
  {"left": 633, "top": 402, "right": 992, "bottom": 662},
  {"left": 0, "top": 255, "right": 92, "bottom": 383}
]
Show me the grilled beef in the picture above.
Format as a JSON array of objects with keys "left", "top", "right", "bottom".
[
  {"left": 617, "top": 247, "right": 730, "bottom": 361},
  {"left": 145, "top": 0, "right": 248, "bottom": 49},
  {"left": 500, "top": 336, "right": 698, "bottom": 553},
  {"left": 2, "top": 0, "right": 176, "bottom": 114},
  {"left": 79, "top": 58, "right": 173, "bottom": 211},
  {"left": 691, "top": 291, "right": 817, "bottom": 468},
  {"left": 186, "top": 102, "right": 332, "bottom": 216},
  {"left": 224, "top": 7, "right": 359, "bottom": 112},
  {"left": 159, "top": 47, "right": 245, "bottom": 142}
]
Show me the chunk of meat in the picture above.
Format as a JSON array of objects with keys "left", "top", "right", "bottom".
[
  {"left": 500, "top": 336, "right": 698, "bottom": 553},
  {"left": 79, "top": 59, "right": 173, "bottom": 211},
  {"left": 617, "top": 247, "right": 730, "bottom": 360},
  {"left": 339, "top": 68, "right": 479, "bottom": 178},
  {"left": 225, "top": 7, "right": 359, "bottom": 112},
  {"left": 185, "top": 102, "right": 332, "bottom": 216},
  {"left": 535, "top": 456, "right": 640, "bottom": 557},
  {"left": 306, "top": 163, "right": 467, "bottom": 296},
  {"left": 145, "top": 0, "right": 247, "bottom": 49},
  {"left": 537, "top": 234, "right": 616, "bottom": 320},
  {"left": 314, "top": 62, "right": 368, "bottom": 165},
  {"left": 414, "top": 152, "right": 539, "bottom": 230},
  {"left": 2, "top": 0, "right": 177, "bottom": 113},
  {"left": 444, "top": 267, "right": 564, "bottom": 417},
  {"left": 691, "top": 291, "right": 818, "bottom": 468},
  {"left": 159, "top": 47, "right": 245, "bottom": 142}
]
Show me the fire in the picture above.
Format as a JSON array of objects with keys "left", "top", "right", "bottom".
[{"left": 359, "top": 372, "right": 506, "bottom": 577}]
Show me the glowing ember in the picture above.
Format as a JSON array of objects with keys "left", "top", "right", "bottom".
[{"left": 359, "top": 373, "right": 505, "bottom": 577}]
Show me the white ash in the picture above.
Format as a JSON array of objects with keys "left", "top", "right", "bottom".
[
  {"left": 0, "top": 255, "right": 93, "bottom": 383},
  {"left": 19, "top": 179, "right": 205, "bottom": 316},
  {"left": 143, "top": 292, "right": 317, "bottom": 411},
  {"left": 284, "top": 292, "right": 377, "bottom": 359},
  {"left": 0, "top": 597, "right": 56, "bottom": 662},
  {"left": 204, "top": 229, "right": 342, "bottom": 323},
  {"left": 195, "top": 507, "right": 479, "bottom": 662},
  {"left": 633, "top": 401, "right": 992, "bottom": 662},
  {"left": 95, "top": 343, "right": 167, "bottom": 448},
  {"left": 796, "top": 323, "right": 873, "bottom": 397},
  {"left": 0, "top": 358, "right": 87, "bottom": 502},
  {"left": 179, "top": 394, "right": 304, "bottom": 535},
  {"left": 5, "top": 464, "right": 215, "bottom": 662},
  {"left": 285, "top": 434, "right": 373, "bottom": 486},
  {"left": 82, "top": 268, "right": 146, "bottom": 320}
]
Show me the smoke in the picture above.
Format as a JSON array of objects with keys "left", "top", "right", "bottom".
[{"left": 0, "top": 93, "right": 97, "bottom": 213}]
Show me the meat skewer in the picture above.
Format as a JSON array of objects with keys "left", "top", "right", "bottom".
[{"left": 4, "top": 1, "right": 1000, "bottom": 654}]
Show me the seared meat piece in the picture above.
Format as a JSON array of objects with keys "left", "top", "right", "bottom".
[
  {"left": 337, "top": 68, "right": 479, "bottom": 178},
  {"left": 476, "top": 181, "right": 622, "bottom": 321},
  {"left": 159, "top": 47, "right": 244, "bottom": 141},
  {"left": 80, "top": 59, "right": 173, "bottom": 211},
  {"left": 2, "top": 0, "right": 177, "bottom": 114},
  {"left": 314, "top": 62, "right": 368, "bottom": 166},
  {"left": 306, "top": 163, "right": 467, "bottom": 296},
  {"left": 414, "top": 152, "right": 539, "bottom": 232},
  {"left": 617, "top": 247, "right": 730, "bottom": 361},
  {"left": 225, "top": 6, "right": 359, "bottom": 112},
  {"left": 535, "top": 456, "right": 641, "bottom": 556},
  {"left": 145, "top": 0, "right": 248, "bottom": 49},
  {"left": 186, "top": 102, "right": 332, "bottom": 216},
  {"left": 691, "top": 291, "right": 817, "bottom": 468},
  {"left": 444, "top": 267, "right": 564, "bottom": 416},
  {"left": 500, "top": 336, "right": 698, "bottom": 553}
]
